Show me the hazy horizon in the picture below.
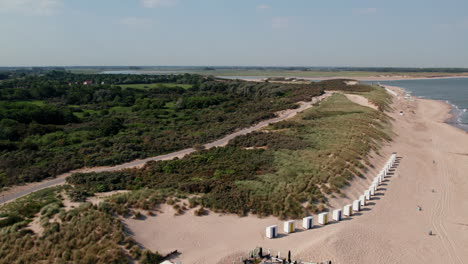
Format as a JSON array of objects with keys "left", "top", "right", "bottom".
[{"left": 1, "top": 0, "right": 468, "bottom": 67}]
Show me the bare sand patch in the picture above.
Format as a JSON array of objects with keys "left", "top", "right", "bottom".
[
  {"left": 345, "top": 80, "right": 359, "bottom": 85},
  {"left": 27, "top": 214, "right": 44, "bottom": 236},
  {"left": 61, "top": 191, "right": 82, "bottom": 211},
  {"left": 87, "top": 190, "right": 130, "bottom": 205},
  {"left": 344, "top": 93, "right": 378, "bottom": 110}
]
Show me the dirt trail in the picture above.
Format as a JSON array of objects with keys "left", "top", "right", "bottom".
[{"left": 0, "top": 92, "right": 332, "bottom": 204}]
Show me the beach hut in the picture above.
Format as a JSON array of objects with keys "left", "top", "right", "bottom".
[
  {"left": 372, "top": 178, "right": 379, "bottom": 186},
  {"left": 369, "top": 186, "right": 376, "bottom": 196},
  {"left": 359, "top": 195, "right": 366, "bottom": 206},
  {"left": 343, "top": 204, "right": 353, "bottom": 216},
  {"left": 266, "top": 225, "right": 278, "bottom": 239},
  {"left": 381, "top": 167, "right": 387, "bottom": 176},
  {"left": 353, "top": 200, "right": 361, "bottom": 212},
  {"left": 284, "top": 220, "right": 295, "bottom": 234},
  {"left": 302, "top": 216, "right": 314, "bottom": 229},
  {"left": 332, "top": 209, "right": 342, "bottom": 221},
  {"left": 318, "top": 212, "right": 328, "bottom": 225},
  {"left": 364, "top": 190, "right": 371, "bottom": 200}
]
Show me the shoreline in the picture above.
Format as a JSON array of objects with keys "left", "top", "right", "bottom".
[
  {"left": 236, "top": 75, "right": 468, "bottom": 82},
  {"left": 384, "top": 85, "right": 468, "bottom": 134}
]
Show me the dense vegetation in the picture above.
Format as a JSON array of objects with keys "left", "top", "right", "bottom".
[
  {"left": 0, "top": 77, "right": 393, "bottom": 263},
  {"left": 68, "top": 91, "right": 392, "bottom": 219},
  {"left": 0, "top": 187, "right": 163, "bottom": 264},
  {"left": 0, "top": 71, "right": 323, "bottom": 187}
]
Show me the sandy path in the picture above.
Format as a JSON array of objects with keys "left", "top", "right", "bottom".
[
  {"left": 124, "top": 86, "right": 468, "bottom": 264},
  {"left": 0, "top": 92, "right": 332, "bottom": 205}
]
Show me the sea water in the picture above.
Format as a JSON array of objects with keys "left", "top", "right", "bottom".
[{"left": 379, "top": 78, "right": 468, "bottom": 132}]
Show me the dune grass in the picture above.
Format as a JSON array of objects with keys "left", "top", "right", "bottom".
[
  {"left": 0, "top": 187, "right": 163, "bottom": 264},
  {"left": 68, "top": 91, "right": 392, "bottom": 219}
]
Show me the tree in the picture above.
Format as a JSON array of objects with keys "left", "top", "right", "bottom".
[{"left": 99, "top": 118, "right": 125, "bottom": 137}]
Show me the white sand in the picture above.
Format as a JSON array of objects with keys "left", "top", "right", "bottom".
[
  {"left": 124, "top": 86, "right": 468, "bottom": 264},
  {"left": 27, "top": 213, "right": 44, "bottom": 236}
]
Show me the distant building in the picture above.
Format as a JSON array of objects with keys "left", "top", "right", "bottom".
[{"left": 83, "top": 81, "right": 93, "bottom": 85}]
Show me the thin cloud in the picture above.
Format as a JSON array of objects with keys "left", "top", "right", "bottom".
[
  {"left": 119, "top": 17, "right": 153, "bottom": 28},
  {"left": 272, "top": 17, "right": 289, "bottom": 29},
  {"left": 434, "top": 18, "right": 468, "bottom": 31},
  {"left": 0, "top": 0, "right": 63, "bottom": 15},
  {"left": 257, "top": 4, "right": 270, "bottom": 10},
  {"left": 141, "top": 0, "right": 178, "bottom": 8},
  {"left": 353, "top": 7, "right": 378, "bottom": 15}
]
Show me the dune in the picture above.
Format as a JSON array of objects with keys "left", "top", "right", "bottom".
[
  {"left": 344, "top": 93, "right": 378, "bottom": 110},
  {"left": 124, "top": 85, "right": 468, "bottom": 264}
]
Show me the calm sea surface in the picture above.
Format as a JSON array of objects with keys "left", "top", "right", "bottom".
[{"left": 378, "top": 78, "right": 468, "bottom": 132}]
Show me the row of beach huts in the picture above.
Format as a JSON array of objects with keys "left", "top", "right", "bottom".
[{"left": 266, "top": 153, "right": 398, "bottom": 239}]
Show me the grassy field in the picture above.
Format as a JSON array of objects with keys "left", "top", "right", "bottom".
[
  {"left": 0, "top": 100, "right": 46, "bottom": 106},
  {"left": 117, "top": 83, "right": 193, "bottom": 90}
]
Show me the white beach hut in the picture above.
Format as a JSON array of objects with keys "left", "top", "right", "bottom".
[
  {"left": 364, "top": 190, "right": 371, "bottom": 200},
  {"left": 353, "top": 200, "right": 361, "bottom": 212},
  {"left": 332, "top": 209, "right": 342, "bottom": 221},
  {"left": 266, "top": 225, "right": 278, "bottom": 239},
  {"left": 302, "top": 216, "right": 314, "bottom": 229},
  {"left": 381, "top": 167, "right": 387, "bottom": 176},
  {"left": 343, "top": 204, "right": 353, "bottom": 216},
  {"left": 378, "top": 173, "right": 384, "bottom": 183},
  {"left": 318, "top": 212, "right": 328, "bottom": 225},
  {"left": 284, "top": 220, "right": 295, "bottom": 234},
  {"left": 359, "top": 195, "right": 366, "bottom": 206},
  {"left": 369, "top": 186, "right": 376, "bottom": 196},
  {"left": 373, "top": 178, "right": 379, "bottom": 186}
]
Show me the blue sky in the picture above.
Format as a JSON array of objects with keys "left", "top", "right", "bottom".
[{"left": 1, "top": 0, "right": 467, "bottom": 67}]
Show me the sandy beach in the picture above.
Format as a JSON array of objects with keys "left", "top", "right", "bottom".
[{"left": 123, "top": 86, "right": 468, "bottom": 264}]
